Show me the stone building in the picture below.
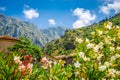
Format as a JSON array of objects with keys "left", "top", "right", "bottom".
[{"left": 0, "top": 36, "right": 19, "bottom": 51}]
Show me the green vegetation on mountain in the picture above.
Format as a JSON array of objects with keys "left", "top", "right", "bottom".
[
  {"left": 43, "top": 13, "right": 120, "bottom": 56},
  {"left": 0, "top": 14, "right": 67, "bottom": 47}
]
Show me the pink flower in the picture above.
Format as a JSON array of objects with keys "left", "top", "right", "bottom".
[
  {"left": 18, "top": 64, "right": 26, "bottom": 72},
  {"left": 27, "top": 63, "right": 33, "bottom": 69},
  {"left": 26, "top": 63, "right": 33, "bottom": 73},
  {"left": 41, "top": 57, "right": 48, "bottom": 63}
]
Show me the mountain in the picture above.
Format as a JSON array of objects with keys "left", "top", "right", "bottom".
[
  {"left": 0, "top": 14, "right": 67, "bottom": 47},
  {"left": 43, "top": 13, "right": 120, "bottom": 56},
  {"left": 0, "top": 14, "right": 48, "bottom": 46},
  {"left": 42, "top": 26, "right": 67, "bottom": 42}
]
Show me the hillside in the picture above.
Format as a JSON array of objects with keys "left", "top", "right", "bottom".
[
  {"left": 0, "top": 14, "right": 67, "bottom": 46},
  {"left": 43, "top": 13, "right": 120, "bottom": 56}
]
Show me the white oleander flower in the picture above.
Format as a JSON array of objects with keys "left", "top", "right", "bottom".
[
  {"left": 105, "top": 25, "right": 112, "bottom": 29},
  {"left": 79, "top": 52, "right": 85, "bottom": 58},
  {"left": 104, "top": 62, "right": 110, "bottom": 67},
  {"left": 98, "top": 65, "right": 107, "bottom": 71},
  {"left": 85, "top": 38, "right": 90, "bottom": 43},
  {"left": 53, "top": 61, "right": 57, "bottom": 65},
  {"left": 110, "top": 56, "right": 116, "bottom": 62},
  {"left": 93, "top": 45, "right": 99, "bottom": 52},
  {"left": 83, "top": 56, "right": 90, "bottom": 61},
  {"left": 110, "top": 47, "right": 115, "bottom": 52},
  {"left": 107, "top": 69, "right": 116, "bottom": 78},
  {"left": 14, "top": 56, "right": 21, "bottom": 64},
  {"left": 87, "top": 43, "right": 95, "bottom": 49},
  {"left": 74, "top": 71, "right": 79, "bottom": 76},
  {"left": 98, "top": 42, "right": 104, "bottom": 49},
  {"left": 76, "top": 37, "right": 83, "bottom": 43},
  {"left": 98, "top": 30, "right": 103, "bottom": 35},
  {"left": 104, "top": 37, "right": 111, "bottom": 45},
  {"left": 97, "top": 54, "right": 104, "bottom": 61},
  {"left": 115, "top": 54, "right": 120, "bottom": 58},
  {"left": 74, "top": 61, "right": 81, "bottom": 68},
  {"left": 105, "top": 21, "right": 112, "bottom": 29},
  {"left": 116, "top": 25, "right": 119, "bottom": 28},
  {"left": 116, "top": 46, "right": 120, "bottom": 50},
  {"left": 81, "top": 78, "right": 85, "bottom": 80},
  {"left": 115, "top": 71, "right": 120, "bottom": 76}
]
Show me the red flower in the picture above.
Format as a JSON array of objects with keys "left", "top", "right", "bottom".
[{"left": 24, "top": 55, "right": 33, "bottom": 63}]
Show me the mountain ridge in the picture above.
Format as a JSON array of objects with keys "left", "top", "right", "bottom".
[{"left": 0, "top": 14, "right": 67, "bottom": 47}]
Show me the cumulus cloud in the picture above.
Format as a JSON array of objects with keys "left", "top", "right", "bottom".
[
  {"left": 72, "top": 8, "right": 96, "bottom": 28},
  {"left": 48, "top": 19, "right": 56, "bottom": 25},
  {"left": 0, "top": 7, "right": 6, "bottom": 11},
  {"left": 100, "top": 0, "right": 120, "bottom": 14},
  {"left": 23, "top": 5, "right": 39, "bottom": 19}
]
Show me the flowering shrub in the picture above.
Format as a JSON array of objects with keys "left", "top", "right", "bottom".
[
  {"left": 14, "top": 55, "right": 33, "bottom": 76},
  {"left": 0, "top": 51, "right": 21, "bottom": 79},
  {"left": 0, "top": 21, "right": 120, "bottom": 79},
  {"left": 9, "top": 36, "right": 42, "bottom": 63},
  {"left": 73, "top": 21, "right": 120, "bottom": 79}
]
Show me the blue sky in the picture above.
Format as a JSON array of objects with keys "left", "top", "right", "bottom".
[{"left": 0, "top": 0, "right": 120, "bottom": 29}]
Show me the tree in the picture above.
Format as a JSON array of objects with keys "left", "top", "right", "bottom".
[{"left": 9, "top": 36, "right": 42, "bottom": 62}]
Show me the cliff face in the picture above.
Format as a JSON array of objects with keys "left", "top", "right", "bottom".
[{"left": 0, "top": 14, "right": 67, "bottom": 47}]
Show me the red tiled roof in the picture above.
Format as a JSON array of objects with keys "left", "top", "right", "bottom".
[{"left": 0, "top": 36, "right": 19, "bottom": 41}]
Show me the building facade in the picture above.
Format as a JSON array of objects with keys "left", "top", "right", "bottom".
[{"left": 0, "top": 36, "right": 19, "bottom": 51}]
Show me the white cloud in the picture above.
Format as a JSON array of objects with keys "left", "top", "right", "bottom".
[
  {"left": 24, "top": 4, "right": 29, "bottom": 9},
  {"left": 100, "top": 0, "right": 120, "bottom": 14},
  {"left": 72, "top": 8, "right": 96, "bottom": 28},
  {"left": 48, "top": 19, "right": 56, "bottom": 25},
  {"left": 23, "top": 5, "right": 39, "bottom": 19},
  {"left": 0, "top": 7, "right": 6, "bottom": 11},
  {"left": 100, "top": 6, "right": 110, "bottom": 14}
]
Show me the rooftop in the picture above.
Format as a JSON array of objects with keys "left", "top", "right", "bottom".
[{"left": 0, "top": 36, "right": 19, "bottom": 41}]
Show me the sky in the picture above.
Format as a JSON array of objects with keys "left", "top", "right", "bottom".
[{"left": 0, "top": 0, "right": 120, "bottom": 29}]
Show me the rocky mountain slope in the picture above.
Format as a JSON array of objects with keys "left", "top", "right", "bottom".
[
  {"left": 42, "top": 26, "right": 67, "bottom": 42},
  {"left": 0, "top": 14, "right": 67, "bottom": 46}
]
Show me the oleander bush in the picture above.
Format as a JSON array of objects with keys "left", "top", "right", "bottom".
[
  {"left": 9, "top": 36, "right": 42, "bottom": 63},
  {"left": 0, "top": 21, "right": 120, "bottom": 80}
]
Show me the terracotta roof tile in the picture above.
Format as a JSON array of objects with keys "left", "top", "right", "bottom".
[{"left": 0, "top": 36, "right": 19, "bottom": 41}]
